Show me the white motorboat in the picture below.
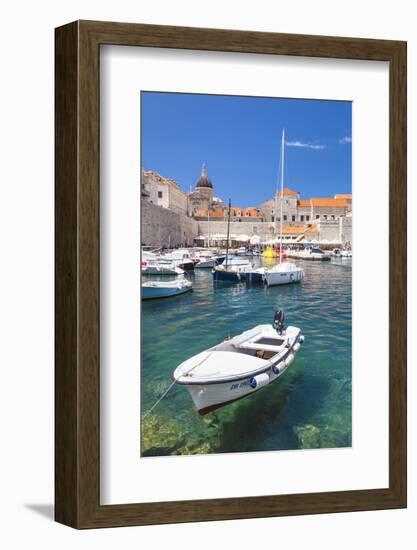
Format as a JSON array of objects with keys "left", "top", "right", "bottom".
[
  {"left": 194, "top": 251, "right": 225, "bottom": 268},
  {"left": 141, "top": 261, "right": 185, "bottom": 275},
  {"left": 142, "top": 278, "right": 192, "bottom": 300},
  {"left": 288, "top": 247, "right": 331, "bottom": 261},
  {"left": 264, "top": 262, "right": 304, "bottom": 286},
  {"left": 172, "top": 311, "right": 304, "bottom": 415},
  {"left": 195, "top": 256, "right": 218, "bottom": 268},
  {"left": 160, "top": 249, "right": 196, "bottom": 271}
]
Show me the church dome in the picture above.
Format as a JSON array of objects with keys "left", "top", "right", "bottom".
[{"left": 196, "top": 163, "right": 213, "bottom": 189}]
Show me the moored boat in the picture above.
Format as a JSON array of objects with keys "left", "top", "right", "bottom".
[
  {"left": 142, "top": 261, "right": 185, "bottom": 275},
  {"left": 194, "top": 251, "right": 226, "bottom": 268},
  {"left": 262, "top": 129, "right": 305, "bottom": 286},
  {"left": 142, "top": 278, "right": 192, "bottom": 300},
  {"left": 287, "top": 246, "right": 331, "bottom": 261},
  {"left": 159, "top": 249, "right": 196, "bottom": 271},
  {"left": 264, "top": 262, "right": 304, "bottom": 286},
  {"left": 172, "top": 310, "right": 304, "bottom": 415}
]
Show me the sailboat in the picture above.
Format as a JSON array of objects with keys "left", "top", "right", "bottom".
[
  {"left": 264, "top": 129, "right": 305, "bottom": 287},
  {"left": 212, "top": 200, "right": 252, "bottom": 282}
]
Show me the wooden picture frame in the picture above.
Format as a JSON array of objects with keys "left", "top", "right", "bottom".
[{"left": 55, "top": 20, "right": 407, "bottom": 529}]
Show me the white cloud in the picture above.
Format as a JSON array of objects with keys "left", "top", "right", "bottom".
[
  {"left": 285, "top": 140, "right": 327, "bottom": 150},
  {"left": 339, "top": 136, "right": 352, "bottom": 145}
]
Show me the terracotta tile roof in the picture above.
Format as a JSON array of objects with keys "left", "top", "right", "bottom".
[
  {"left": 334, "top": 194, "right": 352, "bottom": 199},
  {"left": 277, "top": 187, "right": 299, "bottom": 197},
  {"left": 194, "top": 209, "right": 225, "bottom": 218},
  {"left": 282, "top": 224, "right": 318, "bottom": 235},
  {"left": 230, "top": 207, "right": 261, "bottom": 218},
  {"left": 297, "top": 199, "right": 311, "bottom": 207},
  {"left": 310, "top": 198, "right": 348, "bottom": 207}
]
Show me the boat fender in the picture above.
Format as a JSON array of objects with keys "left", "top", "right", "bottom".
[
  {"left": 272, "top": 365, "right": 280, "bottom": 375},
  {"left": 290, "top": 273, "right": 294, "bottom": 282},
  {"left": 249, "top": 373, "right": 270, "bottom": 389},
  {"left": 299, "top": 335, "right": 305, "bottom": 344},
  {"left": 285, "top": 353, "right": 295, "bottom": 367},
  {"left": 293, "top": 342, "right": 301, "bottom": 352}
]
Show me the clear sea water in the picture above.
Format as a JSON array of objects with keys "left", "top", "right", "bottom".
[{"left": 141, "top": 257, "right": 352, "bottom": 457}]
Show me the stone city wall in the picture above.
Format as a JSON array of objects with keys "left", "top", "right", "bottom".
[
  {"left": 318, "top": 217, "right": 352, "bottom": 245},
  {"left": 198, "top": 220, "right": 276, "bottom": 240},
  {"left": 141, "top": 201, "right": 198, "bottom": 248}
]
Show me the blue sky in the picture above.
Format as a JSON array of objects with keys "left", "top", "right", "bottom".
[{"left": 141, "top": 92, "right": 351, "bottom": 206}]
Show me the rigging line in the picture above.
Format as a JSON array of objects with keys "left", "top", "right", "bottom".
[
  {"left": 142, "top": 348, "right": 218, "bottom": 419},
  {"left": 142, "top": 379, "right": 177, "bottom": 420}
]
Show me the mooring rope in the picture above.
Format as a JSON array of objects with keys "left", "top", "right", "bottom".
[
  {"left": 142, "top": 379, "right": 177, "bottom": 420},
  {"left": 141, "top": 349, "right": 218, "bottom": 419}
]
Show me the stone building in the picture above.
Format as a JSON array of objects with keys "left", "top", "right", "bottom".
[
  {"left": 141, "top": 167, "right": 352, "bottom": 247},
  {"left": 259, "top": 189, "right": 351, "bottom": 225},
  {"left": 142, "top": 170, "right": 189, "bottom": 215},
  {"left": 188, "top": 163, "right": 214, "bottom": 215}
]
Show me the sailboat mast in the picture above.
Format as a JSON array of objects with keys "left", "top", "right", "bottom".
[
  {"left": 208, "top": 208, "right": 210, "bottom": 248},
  {"left": 225, "top": 199, "right": 231, "bottom": 270},
  {"left": 279, "top": 128, "right": 285, "bottom": 265}
]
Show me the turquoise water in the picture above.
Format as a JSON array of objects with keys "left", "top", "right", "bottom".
[{"left": 141, "top": 257, "right": 352, "bottom": 456}]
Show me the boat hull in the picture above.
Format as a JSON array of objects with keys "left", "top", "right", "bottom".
[
  {"left": 142, "top": 284, "right": 192, "bottom": 300},
  {"left": 265, "top": 268, "right": 304, "bottom": 286},
  {"left": 185, "top": 352, "right": 296, "bottom": 415},
  {"left": 212, "top": 269, "right": 245, "bottom": 282},
  {"left": 195, "top": 258, "right": 217, "bottom": 268},
  {"left": 142, "top": 265, "right": 184, "bottom": 275},
  {"left": 287, "top": 252, "right": 331, "bottom": 261}
]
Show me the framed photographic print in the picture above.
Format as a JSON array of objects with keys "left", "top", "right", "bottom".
[{"left": 55, "top": 20, "right": 406, "bottom": 528}]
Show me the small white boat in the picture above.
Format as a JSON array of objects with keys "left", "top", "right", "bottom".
[
  {"left": 141, "top": 261, "right": 184, "bottom": 275},
  {"left": 173, "top": 311, "right": 304, "bottom": 415},
  {"left": 194, "top": 251, "right": 225, "bottom": 268},
  {"left": 142, "top": 278, "right": 192, "bottom": 300},
  {"left": 288, "top": 247, "right": 331, "bottom": 261},
  {"left": 195, "top": 257, "right": 218, "bottom": 268},
  {"left": 264, "top": 262, "right": 304, "bottom": 286},
  {"left": 160, "top": 249, "right": 196, "bottom": 271},
  {"left": 261, "top": 129, "right": 305, "bottom": 287}
]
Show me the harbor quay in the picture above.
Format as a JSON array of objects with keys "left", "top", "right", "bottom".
[{"left": 141, "top": 166, "right": 352, "bottom": 249}]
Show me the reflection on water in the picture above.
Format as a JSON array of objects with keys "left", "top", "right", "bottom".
[{"left": 141, "top": 257, "right": 352, "bottom": 457}]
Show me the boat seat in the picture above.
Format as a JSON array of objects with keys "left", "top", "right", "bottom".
[{"left": 239, "top": 342, "right": 284, "bottom": 353}]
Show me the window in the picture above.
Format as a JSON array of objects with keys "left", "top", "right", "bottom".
[
  {"left": 158, "top": 191, "right": 163, "bottom": 198},
  {"left": 306, "top": 215, "right": 310, "bottom": 221},
  {"left": 332, "top": 215, "right": 335, "bottom": 220},
  {"left": 324, "top": 215, "right": 328, "bottom": 220},
  {"left": 316, "top": 215, "right": 320, "bottom": 219},
  {"left": 271, "top": 216, "right": 275, "bottom": 222},
  {"left": 292, "top": 215, "right": 295, "bottom": 222},
  {"left": 300, "top": 215, "right": 304, "bottom": 222},
  {"left": 283, "top": 215, "right": 287, "bottom": 221}
]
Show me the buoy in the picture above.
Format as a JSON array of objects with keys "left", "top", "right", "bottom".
[{"left": 249, "top": 372, "right": 270, "bottom": 389}]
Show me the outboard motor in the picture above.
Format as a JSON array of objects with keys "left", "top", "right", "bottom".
[{"left": 273, "top": 310, "right": 285, "bottom": 334}]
